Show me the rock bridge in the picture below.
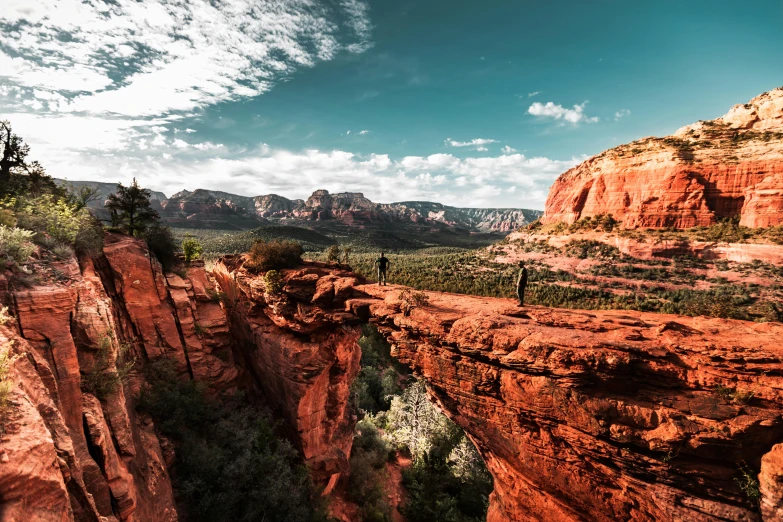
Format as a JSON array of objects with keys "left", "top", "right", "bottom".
[{"left": 212, "top": 257, "right": 783, "bottom": 522}]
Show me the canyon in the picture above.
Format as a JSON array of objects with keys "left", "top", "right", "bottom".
[
  {"left": 2, "top": 235, "right": 782, "bottom": 521},
  {"left": 542, "top": 87, "right": 783, "bottom": 229}
]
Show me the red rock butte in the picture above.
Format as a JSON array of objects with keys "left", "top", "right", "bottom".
[{"left": 542, "top": 87, "right": 783, "bottom": 229}]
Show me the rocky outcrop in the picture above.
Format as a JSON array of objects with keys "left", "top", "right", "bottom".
[
  {"left": 543, "top": 87, "right": 783, "bottom": 229},
  {"left": 6, "top": 238, "right": 783, "bottom": 522},
  {"left": 212, "top": 258, "right": 362, "bottom": 492},
  {"left": 354, "top": 285, "right": 783, "bottom": 521}
]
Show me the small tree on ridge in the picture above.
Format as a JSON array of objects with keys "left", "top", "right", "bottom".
[{"left": 105, "top": 178, "right": 159, "bottom": 236}]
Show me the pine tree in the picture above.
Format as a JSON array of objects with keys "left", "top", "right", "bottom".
[
  {"left": 105, "top": 178, "right": 159, "bottom": 236},
  {"left": 0, "top": 120, "right": 30, "bottom": 188}
]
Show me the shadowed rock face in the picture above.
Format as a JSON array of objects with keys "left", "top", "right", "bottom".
[
  {"left": 4, "top": 241, "right": 783, "bottom": 521},
  {"left": 543, "top": 87, "right": 783, "bottom": 229}
]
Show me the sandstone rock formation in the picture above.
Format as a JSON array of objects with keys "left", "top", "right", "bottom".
[
  {"left": 5, "top": 238, "right": 783, "bottom": 522},
  {"left": 212, "top": 258, "right": 362, "bottom": 492},
  {"left": 542, "top": 87, "right": 783, "bottom": 229}
]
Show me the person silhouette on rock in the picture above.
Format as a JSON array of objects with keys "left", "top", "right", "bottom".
[
  {"left": 516, "top": 261, "right": 528, "bottom": 306},
  {"left": 375, "top": 252, "right": 390, "bottom": 286}
]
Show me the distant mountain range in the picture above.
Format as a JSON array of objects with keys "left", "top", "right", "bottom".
[{"left": 55, "top": 180, "right": 541, "bottom": 233}]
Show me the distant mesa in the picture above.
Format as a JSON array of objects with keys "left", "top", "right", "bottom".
[
  {"left": 54, "top": 182, "right": 542, "bottom": 233},
  {"left": 542, "top": 86, "right": 783, "bottom": 229}
]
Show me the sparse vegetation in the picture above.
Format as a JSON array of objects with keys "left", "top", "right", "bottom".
[
  {"left": 735, "top": 462, "right": 761, "bottom": 505},
  {"left": 714, "top": 384, "right": 755, "bottom": 405},
  {"left": 0, "top": 226, "right": 35, "bottom": 264},
  {"left": 137, "top": 359, "right": 326, "bottom": 522},
  {"left": 81, "top": 335, "right": 135, "bottom": 401},
  {"left": 182, "top": 236, "right": 204, "bottom": 263},
  {"left": 263, "top": 269, "right": 284, "bottom": 296},
  {"left": 0, "top": 341, "right": 21, "bottom": 417},
  {"left": 398, "top": 289, "right": 429, "bottom": 316}
]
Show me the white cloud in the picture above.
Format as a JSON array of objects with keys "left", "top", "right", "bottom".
[
  {"left": 476, "top": 147, "right": 488, "bottom": 152},
  {"left": 528, "top": 91, "right": 541, "bottom": 97},
  {"left": 445, "top": 138, "right": 498, "bottom": 148},
  {"left": 528, "top": 101, "right": 599, "bottom": 124},
  {"left": 614, "top": 109, "right": 631, "bottom": 120},
  {"left": 14, "top": 116, "right": 579, "bottom": 208},
  {"left": 501, "top": 145, "right": 516, "bottom": 154},
  {"left": 0, "top": 0, "right": 373, "bottom": 118},
  {"left": 358, "top": 130, "right": 370, "bottom": 135}
]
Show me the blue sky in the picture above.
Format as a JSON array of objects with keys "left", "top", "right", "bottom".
[{"left": 1, "top": 0, "right": 781, "bottom": 208}]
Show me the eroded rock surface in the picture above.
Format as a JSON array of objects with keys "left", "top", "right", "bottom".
[
  {"left": 1, "top": 235, "right": 236, "bottom": 521},
  {"left": 543, "top": 87, "right": 783, "bottom": 229}
]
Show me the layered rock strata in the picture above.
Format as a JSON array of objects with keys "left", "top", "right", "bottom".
[
  {"left": 543, "top": 87, "right": 783, "bottom": 229},
  {"left": 0, "top": 235, "right": 237, "bottom": 521}
]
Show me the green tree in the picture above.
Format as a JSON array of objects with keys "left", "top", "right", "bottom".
[
  {"left": 105, "top": 178, "right": 159, "bottom": 236},
  {"left": 182, "top": 236, "right": 203, "bottom": 263}
]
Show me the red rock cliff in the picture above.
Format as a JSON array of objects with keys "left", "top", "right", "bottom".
[
  {"left": 542, "top": 87, "right": 783, "bottom": 229},
  {"left": 211, "top": 258, "right": 783, "bottom": 521},
  {"left": 212, "top": 257, "right": 362, "bottom": 493},
  {"left": 0, "top": 234, "right": 237, "bottom": 522}
]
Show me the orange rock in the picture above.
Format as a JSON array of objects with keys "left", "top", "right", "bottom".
[
  {"left": 213, "top": 260, "right": 362, "bottom": 487},
  {"left": 542, "top": 87, "right": 783, "bottom": 229},
  {"left": 353, "top": 284, "right": 783, "bottom": 521}
]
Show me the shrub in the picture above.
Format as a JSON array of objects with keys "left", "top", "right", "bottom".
[
  {"left": 144, "top": 224, "right": 178, "bottom": 271},
  {"left": 0, "top": 209, "right": 16, "bottom": 228},
  {"left": 263, "top": 270, "right": 284, "bottom": 296},
  {"left": 0, "top": 341, "right": 20, "bottom": 415},
  {"left": 246, "top": 240, "right": 303, "bottom": 272},
  {"left": 326, "top": 244, "right": 341, "bottom": 263},
  {"left": 52, "top": 243, "right": 75, "bottom": 260},
  {"left": 735, "top": 462, "right": 761, "bottom": 505},
  {"left": 0, "top": 306, "right": 11, "bottom": 326},
  {"left": 182, "top": 236, "right": 203, "bottom": 263},
  {"left": 81, "top": 336, "right": 134, "bottom": 401},
  {"left": 398, "top": 289, "right": 430, "bottom": 316},
  {"left": 0, "top": 226, "right": 35, "bottom": 264}
]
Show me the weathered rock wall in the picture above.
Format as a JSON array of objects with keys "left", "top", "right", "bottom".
[
  {"left": 1, "top": 234, "right": 237, "bottom": 522},
  {"left": 353, "top": 285, "right": 783, "bottom": 521},
  {"left": 542, "top": 87, "right": 783, "bottom": 229}
]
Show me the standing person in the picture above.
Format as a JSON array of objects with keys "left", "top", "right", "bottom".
[
  {"left": 516, "top": 262, "right": 528, "bottom": 306},
  {"left": 375, "top": 252, "right": 390, "bottom": 286}
]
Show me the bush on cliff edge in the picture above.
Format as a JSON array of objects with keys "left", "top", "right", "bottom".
[{"left": 246, "top": 239, "right": 303, "bottom": 272}]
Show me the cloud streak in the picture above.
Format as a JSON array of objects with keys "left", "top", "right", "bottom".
[
  {"left": 445, "top": 138, "right": 498, "bottom": 149},
  {"left": 0, "top": 0, "right": 373, "bottom": 118},
  {"left": 528, "top": 101, "right": 599, "bottom": 124}
]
